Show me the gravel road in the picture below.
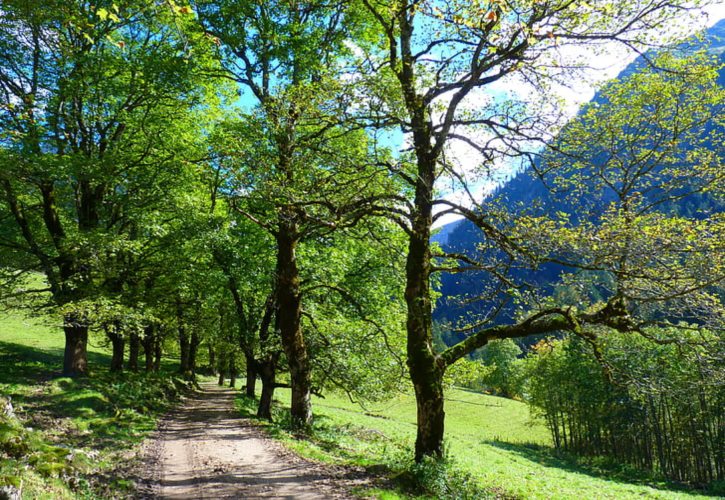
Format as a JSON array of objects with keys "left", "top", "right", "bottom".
[{"left": 142, "top": 383, "right": 364, "bottom": 499}]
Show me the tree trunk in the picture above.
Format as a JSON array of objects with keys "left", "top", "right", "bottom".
[
  {"left": 217, "top": 351, "right": 226, "bottom": 386},
  {"left": 412, "top": 366, "right": 446, "bottom": 460},
  {"left": 208, "top": 343, "right": 216, "bottom": 372},
  {"left": 276, "top": 226, "right": 312, "bottom": 428},
  {"left": 143, "top": 325, "right": 155, "bottom": 372},
  {"left": 257, "top": 357, "right": 277, "bottom": 420},
  {"left": 178, "top": 328, "right": 190, "bottom": 374},
  {"left": 108, "top": 329, "right": 125, "bottom": 373},
  {"left": 405, "top": 149, "right": 445, "bottom": 460},
  {"left": 245, "top": 352, "right": 257, "bottom": 397},
  {"left": 154, "top": 332, "right": 162, "bottom": 372},
  {"left": 128, "top": 331, "right": 140, "bottom": 372},
  {"left": 229, "top": 356, "right": 236, "bottom": 388},
  {"left": 177, "top": 301, "right": 190, "bottom": 375},
  {"left": 62, "top": 318, "right": 88, "bottom": 377},
  {"left": 189, "top": 329, "right": 200, "bottom": 376}
]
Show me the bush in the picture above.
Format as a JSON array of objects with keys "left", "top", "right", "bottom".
[{"left": 407, "top": 454, "right": 495, "bottom": 499}]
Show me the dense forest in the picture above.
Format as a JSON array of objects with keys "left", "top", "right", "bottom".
[{"left": 0, "top": 0, "right": 723, "bottom": 494}]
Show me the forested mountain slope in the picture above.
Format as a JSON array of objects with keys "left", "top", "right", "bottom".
[{"left": 434, "top": 20, "right": 725, "bottom": 341}]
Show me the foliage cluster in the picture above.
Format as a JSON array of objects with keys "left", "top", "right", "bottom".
[
  {"left": 524, "top": 332, "right": 725, "bottom": 488},
  {"left": 445, "top": 339, "right": 526, "bottom": 399}
]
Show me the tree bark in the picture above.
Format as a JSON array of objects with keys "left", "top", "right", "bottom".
[
  {"left": 178, "top": 328, "right": 190, "bottom": 374},
  {"left": 229, "top": 356, "right": 237, "bottom": 388},
  {"left": 245, "top": 352, "right": 257, "bottom": 397},
  {"left": 217, "top": 351, "right": 226, "bottom": 386},
  {"left": 208, "top": 343, "right": 216, "bottom": 372},
  {"left": 189, "top": 329, "right": 200, "bottom": 376},
  {"left": 177, "top": 301, "right": 190, "bottom": 375},
  {"left": 405, "top": 197, "right": 447, "bottom": 460},
  {"left": 108, "top": 328, "right": 125, "bottom": 373},
  {"left": 401, "top": 73, "right": 448, "bottom": 456},
  {"left": 62, "top": 319, "right": 88, "bottom": 377},
  {"left": 154, "top": 332, "right": 162, "bottom": 372},
  {"left": 257, "top": 358, "right": 277, "bottom": 420},
  {"left": 276, "top": 225, "right": 312, "bottom": 428},
  {"left": 128, "top": 331, "right": 140, "bottom": 372},
  {"left": 411, "top": 365, "right": 446, "bottom": 461},
  {"left": 154, "top": 330, "right": 164, "bottom": 372},
  {"left": 143, "top": 325, "right": 155, "bottom": 372}
]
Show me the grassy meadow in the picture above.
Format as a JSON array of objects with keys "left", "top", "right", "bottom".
[
  {"left": 0, "top": 310, "right": 186, "bottom": 498},
  {"left": 1, "top": 309, "right": 720, "bottom": 499},
  {"left": 238, "top": 388, "right": 719, "bottom": 499}
]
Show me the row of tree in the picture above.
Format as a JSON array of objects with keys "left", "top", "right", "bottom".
[
  {"left": 525, "top": 332, "right": 724, "bottom": 485},
  {"left": 1, "top": 0, "right": 723, "bottom": 464}
]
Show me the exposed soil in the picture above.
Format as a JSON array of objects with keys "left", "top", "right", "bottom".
[{"left": 140, "top": 383, "right": 366, "bottom": 499}]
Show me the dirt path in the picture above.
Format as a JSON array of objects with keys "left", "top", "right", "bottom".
[{"left": 142, "top": 383, "right": 364, "bottom": 499}]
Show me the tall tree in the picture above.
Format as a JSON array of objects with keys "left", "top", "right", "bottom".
[
  {"left": 356, "top": 0, "right": 721, "bottom": 459},
  {"left": 197, "top": 0, "right": 401, "bottom": 426}
]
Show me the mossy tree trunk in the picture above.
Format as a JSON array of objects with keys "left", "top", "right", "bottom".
[
  {"left": 177, "top": 300, "right": 190, "bottom": 375},
  {"left": 143, "top": 325, "right": 155, "bottom": 372},
  {"left": 404, "top": 142, "right": 447, "bottom": 460},
  {"left": 128, "top": 331, "right": 140, "bottom": 372},
  {"left": 276, "top": 223, "right": 312, "bottom": 428},
  {"left": 257, "top": 353, "right": 280, "bottom": 420},
  {"left": 153, "top": 331, "right": 162, "bottom": 372},
  {"left": 189, "top": 329, "right": 200, "bottom": 376},
  {"left": 217, "top": 352, "right": 226, "bottom": 386},
  {"left": 107, "top": 324, "right": 125, "bottom": 373},
  {"left": 245, "top": 352, "right": 257, "bottom": 397},
  {"left": 229, "top": 357, "right": 237, "bottom": 388},
  {"left": 62, "top": 317, "right": 88, "bottom": 377}
]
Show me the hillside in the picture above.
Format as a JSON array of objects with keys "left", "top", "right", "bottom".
[{"left": 433, "top": 20, "right": 725, "bottom": 335}]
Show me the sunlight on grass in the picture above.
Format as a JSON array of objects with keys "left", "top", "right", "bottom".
[
  {"left": 252, "top": 388, "right": 716, "bottom": 499},
  {"left": 0, "top": 309, "right": 185, "bottom": 498}
]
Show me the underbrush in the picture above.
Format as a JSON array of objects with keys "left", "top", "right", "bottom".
[{"left": 1, "top": 368, "right": 188, "bottom": 498}]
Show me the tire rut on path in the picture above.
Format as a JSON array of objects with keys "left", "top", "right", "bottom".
[{"left": 143, "top": 383, "right": 362, "bottom": 499}]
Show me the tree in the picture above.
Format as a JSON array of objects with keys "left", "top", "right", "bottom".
[
  {"left": 0, "top": 0, "right": 214, "bottom": 375},
  {"left": 477, "top": 338, "right": 523, "bottom": 398},
  {"left": 298, "top": 220, "right": 408, "bottom": 404},
  {"left": 533, "top": 50, "right": 724, "bottom": 329},
  {"left": 355, "top": 0, "right": 721, "bottom": 459},
  {"left": 524, "top": 329, "right": 724, "bottom": 484},
  {"left": 197, "top": 0, "right": 403, "bottom": 427},
  {"left": 208, "top": 211, "right": 279, "bottom": 416}
]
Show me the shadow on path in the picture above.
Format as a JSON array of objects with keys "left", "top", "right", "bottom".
[{"left": 147, "top": 384, "right": 363, "bottom": 499}]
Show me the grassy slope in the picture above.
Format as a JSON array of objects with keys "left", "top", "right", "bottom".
[
  {"left": 0, "top": 310, "right": 184, "bottom": 498},
  {"left": 3, "top": 312, "right": 716, "bottom": 499},
  {"left": 251, "top": 388, "right": 716, "bottom": 499}
]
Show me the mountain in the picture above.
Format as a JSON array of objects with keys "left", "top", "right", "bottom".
[{"left": 433, "top": 20, "right": 725, "bottom": 345}]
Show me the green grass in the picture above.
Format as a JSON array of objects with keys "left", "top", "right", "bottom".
[
  {"left": 0, "top": 310, "right": 187, "bottom": 498},
  {"left": 4, "top": 308, "right": 719, "bottom": 499},
  {"left": 238, "top": 387, "right": 720, "bottom": 499}
]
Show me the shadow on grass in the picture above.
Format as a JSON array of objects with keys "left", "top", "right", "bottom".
[
  {"left": 0, "top": 339, "right": 182, "bottom": 446},
  {"left": 0, "top": 339, "right": 111, "bottom": 384},
  {"left": 483, "top": 439, "right": 710, "bottom": 496}
]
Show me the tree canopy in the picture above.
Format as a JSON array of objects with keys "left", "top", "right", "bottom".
[{"left": 0, "top": 0, "right": 722, "bottom": 469}]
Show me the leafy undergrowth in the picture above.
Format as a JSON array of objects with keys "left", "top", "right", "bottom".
[
  {"left": 0, "top": 312, "right": 188, "bottom": 498},
  {"left": 236, "top": 388, "right": 720, "bottom": 499}
]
